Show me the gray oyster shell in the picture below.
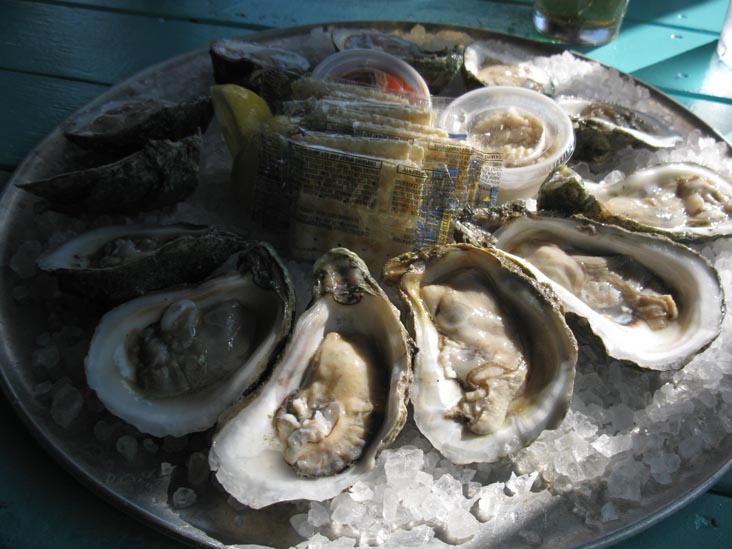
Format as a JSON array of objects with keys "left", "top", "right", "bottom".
[
  {"left": 459, "top": 210, "right": 725, "bottom": 371},
  {"left": 331, "top": 28, "right": 464, "bottom": 93},
  {"left": 85, "top": 241, "right": 296, "bottom": 437},
  {"left": 37, "top": 223, "right": 250, "bottom": 302},
  {"left": 210, "top": 248, "right": 413, "bottom": 507},
  {"left": 18, "top": 133, "right": 201, "bottom": 214},
  {"left": 210, "top": 39, "right": 310, "bottom": 108},
  {"left": 558, "top": 97, "right": 681, "bottom": 170},
  {"left": 64, "top": 96, "right": 213, "bottom": 156}
]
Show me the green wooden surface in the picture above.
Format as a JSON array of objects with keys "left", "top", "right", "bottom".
[
  {"left": 0, "top": 69, "right": 107, "bottom": 168},
  {"left": 0, "top": 0, "right": 254, "bottom": 85}
]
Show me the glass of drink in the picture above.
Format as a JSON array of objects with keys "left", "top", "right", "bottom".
[{"left": 533, "top": 0, "right": 630, "bottom": 46}]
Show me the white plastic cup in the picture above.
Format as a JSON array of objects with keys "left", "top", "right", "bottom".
[{"left": 438, "top": 86, "right": 575, "bottom": 203}]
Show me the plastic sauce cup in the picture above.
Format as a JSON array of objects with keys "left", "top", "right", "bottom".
[
  {"left": 311, "top": 49, "right": 431, "bottom": 106},
  {"left": 439, "top": 86, "right": 575, "bottom": 203}
]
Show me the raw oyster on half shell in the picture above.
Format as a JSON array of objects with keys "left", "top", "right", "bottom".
[
  {"left": 210, "top": 248, "right": 412, "bottom": 508},
  {"left": 85, "top": 242, "right": 295, "bottom": 437},
  {"left": 463, "top": 41, "right": 554, "bottom": 95},
  {"left": 459, "top": 211, "right": 725, "bottom": 371},
  {"left": 37, "top": 224, "right": 249, "bottom": 302},
  {"left": 384, "top": 244, "right": 577, "bottom": 465},
  {"left": 538, "top": 163, "right": 732, "bottom": 241},
  {"left": 558, "top": 97, "right": 681, "bottom": 170}
]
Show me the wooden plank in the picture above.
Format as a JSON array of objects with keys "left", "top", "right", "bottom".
[
  {"left": 632, "top": 42, "right": 732, "bottom": 102},
  {"left": 580, "top": 21, "right": 718, "bottom": 74},
  {"left": 0, "top": 69, "right": 107, "bottom": 167},
  {"left": 0, "top": 0, "right": 255, "bottom": 85}
]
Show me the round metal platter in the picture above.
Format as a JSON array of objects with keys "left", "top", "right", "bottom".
[{"left": 1, "top": 21, "right": 731, "bottom": 549}]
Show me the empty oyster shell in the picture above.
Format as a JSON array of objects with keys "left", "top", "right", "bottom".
[
  {"left": 463, "top": 41, "right": 554, "bottom": 95},
  {"left": 210, "top": 248, "right": 412, "bottom": 508},
  {"left": 37, "top": 224, "right": 249, "bottom": 302},
  {"left": 384, "top": 244, "right": 577, "bottom": 464},
  {"left": 64, "top": 96, "right": 213, "bottom": 156},
  {"left": 460, "top": 211, "right": 725, "bottom": 371},
  {"left": 538, "top": 163, "right": 732, "bottom": 241},
  {"left": 85, "top": 242, "right": 295, "bottom": 437},
  {"left": 557, "top": 97, "right": 681, "bottom": 170},
  {"left": 18, "top": 134, "right": 201, "bottom": 214}
]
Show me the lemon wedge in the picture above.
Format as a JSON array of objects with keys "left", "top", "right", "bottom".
[{"left": 210, "top": 84, "right": 272, "bottom": 157}]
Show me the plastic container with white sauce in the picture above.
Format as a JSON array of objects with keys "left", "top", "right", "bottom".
[
  {"left": 311, "top": 49, "right": 432, "bottom": 106},
  {"left": 439, "top": 86, "right": 575, "bottom": 203}
]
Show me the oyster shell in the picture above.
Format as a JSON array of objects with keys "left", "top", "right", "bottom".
[
  {"left": 331, "top": 28, "right": 464, "bottom": 93},
  {"left": 538, "top": 163, "right": 732, "bottom": 241},
  {"left": 18, "top": 134, "right": 201, "bottom": 214},
  {"left": 463, "top": 41, "right": 554, "bottom": 95},
  {"left": 37, "top": 224, "right": 249, "bottom": 302},
  {"left": 384, "top": 244, "right": 577, "bottom": 464},
  {"left": 558, "top": 97, "right": 681, "bottom": 170},
  {"left": 209, "top": 248, "right": 412, "bottom": 508},
  {"left": 210, "top": 39, "right": 310, "bottom": 108},
  {"left": 64, "top": 96, "right": 213, "bottom": 156},
  {"left": 85, "top": 242, "right": 295, "bottom": 437},
  {"left": 460, "top": 211, "right": 725, "bottom": 371}
]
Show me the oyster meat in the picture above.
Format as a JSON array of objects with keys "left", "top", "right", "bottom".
[
  {"left": 18, "top": 134, "right": 201, "bottom": 214},
  {"left": 538, "top": 163, "right": 732, "bottom": 241},
  {"left": 384, "top": 244, "right": 577, "bottom": 464},
  {"left": 64, "top": 96, "right": 213, "bottom": 156},
  {"left": 210, "top": 248, "right": 412, "bottom": 508},
  {"left": 37, "top": 224, "right": 249, "bottom": 302},
  {"left": 85, "top": 242, "right": 295, "bottom": 437},
  {"left": 462, "top": 212, "right": 725, "bottom": 371},
  {"left": 558, "top": 97, "right": 681, "bottom": 170}
]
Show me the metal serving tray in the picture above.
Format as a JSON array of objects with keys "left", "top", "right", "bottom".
[{"left": 0, "top": 21, "right": 730, "bottom": 549}]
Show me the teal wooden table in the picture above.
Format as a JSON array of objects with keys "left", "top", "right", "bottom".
[{"left": 1, "top": 1, "right": 732, "bottom": 547}]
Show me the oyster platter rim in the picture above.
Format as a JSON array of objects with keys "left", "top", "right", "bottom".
[{"left": 0, "top": 20, "right": 730, "bottom": 549}]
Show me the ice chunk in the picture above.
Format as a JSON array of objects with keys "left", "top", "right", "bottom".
[
  {"left": 606, "top": 460, "right": 649, "bottom": 502},
  {"left": 592, "top": 434, "right": 633, "bottom": 458},
  {"left": 116, "top": 435, "right": 138, "bottom": 463},
  {"left": 349, "top": 481, "right": 374, "bottom": 502},
  {"left": 50, "top": 383, "right": 83, "bottom": 428},
  {"left": 9, "top": 240, "right": 42, "bottom": 278},
  {"left": 443, "top": 507, "right": 480, "bottom": 543},
  {"left": 186, "top": 451, "right": 209, "bottom": 485},
  {"left": 331, "top": 493, "right": 366, "bottom": 526},
  {"left": 505, "top": 471, "right": 538, "bottom": 496},
  {"left": 384, "top": 447, "right": 424, "bottom": 488},
  {"left": 601, "top": 501, "right": 619, "bottom": 522},
  {"left": 290, "top": 513, "right": 315, "bottom": 538},
  {"left": 475, "top": 482, "right": 507, "bottom": 522},
  {"left": 172, "top": 487, "right": 197, "bottom": 509},
  {"left": 308, "top": 501, "right": 330, "bottom": 528}
]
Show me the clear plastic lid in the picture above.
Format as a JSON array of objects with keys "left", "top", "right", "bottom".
[
  {"left": 438, "top": 86, "right": 575, "bottom": 203},
  {"left": 311, "top": 49, "right": 431, "bottom": 106}
]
